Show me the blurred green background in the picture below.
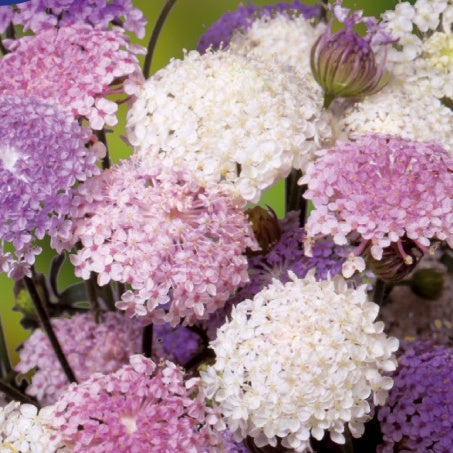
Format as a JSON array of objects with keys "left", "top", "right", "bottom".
[{"left": 0, "top": 0, "right": 398, "bottom": 364}]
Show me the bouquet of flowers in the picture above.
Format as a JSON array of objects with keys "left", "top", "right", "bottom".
[{"left": 0, "top": 0, "right": 451, "bottom": 451}]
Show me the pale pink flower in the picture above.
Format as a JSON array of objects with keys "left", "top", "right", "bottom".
[
  {"left": 53, "top": 161, "right": 258, "bottom": 326},
  {"left": 15, "top": 312, "right": 142, "bottom": 405},
  {"left": 51, "top": 355, "right": 224, "bottom": 452},
  {"left": 0, "top": 24, "right": 144, "bottom": 129}
]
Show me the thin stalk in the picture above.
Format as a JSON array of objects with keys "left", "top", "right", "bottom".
[
  {"left": 23, "top": 276, "right": 77, "bottom": 383},
  {"left": 142, "top": 0, "right": 178, "bottom": 79},
  {"left": 285, "top": 170, "right": 308, "bottom": 225},
  {"left": 101, "top": 283, "right": 116, "bottom": 311},
  {"left": 320, "top": 0, "right": 329, "bottom": 23},
  {"left": 0, "top": 318, "right": 12, "bottom": 378},
  {"left": 0, "top": 37, "right": 8, "bottom": 56},
  {"left": 373, "top": 278, "right": 386, "bottom": 306},
  {"left": 85, "top": 274, "right": 101, "bottom": 322},
  {"left": 0, "top": 380, "right": 40, "bottom": 407},
  {"left": 342, "top": 427, "right": 355, "bottom": 453},
  {"left": 95, "top": 129, "right": 110, "bottom": 169},
  {"left": 142, "top": 324, "right": 153, "bottom": 358}
]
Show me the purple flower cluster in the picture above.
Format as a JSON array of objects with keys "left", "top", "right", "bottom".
[
  {"left": 153, "top": 323, "right": 201, "bottom": 366},
  {"left": 0, "top": 96, "right": 104, "bottom": 280},
  {"left": 197, "top": 1, "right": 322, "bottom": 53},
  {"left": 378, "top": 341, "right": 453, "bottom": 452},
  {"left": 7, "top": 0, "right": 146, "bottom": 38}
]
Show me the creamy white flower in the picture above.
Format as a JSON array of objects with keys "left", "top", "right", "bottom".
[
  {"left": 0, "top": 402, "right": 60, "bottom": 453},
  {"left": 382, "top": 0, "right": 452, "bottom": 98},
  {"left": 339, "top": 79, "right": 453, "bottom": 153},
  {"left": 201, "top": 272, "right": 399, "bottom": 452},
  {"left": 228, "top": 14, "right": 326, "bottom": 94},
  {"left": 126, "top": 50, "right": 332, "bottom": 203}
]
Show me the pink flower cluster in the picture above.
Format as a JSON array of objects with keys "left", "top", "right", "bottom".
[
  {"left": 302, "top": 133, "right": 453, "bottom": 261},
  {"left": 14, "top": 0, "right": 147, "bottom": 38},
  {"left": 0, "top": 24, "right": 143, "bottom": 129},
  {"left": 51, "top": 355, "right": 224, "bottom": 452},
  {"left": 15, "top": 312, "right": 142, "bottom": 405},
  {"left": 54, "top": 161, "right": 257, "bottom": 326}
]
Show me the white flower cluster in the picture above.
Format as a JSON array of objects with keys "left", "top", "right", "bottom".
[
  {"left": 381, "top": 0, "right": 452, "bottom": 98},
  {"left": 0, "top": 402, "right": 60, "bottom": 453},
  {"left": 229, "top": 14, "right": 326, "bottom": 93},
  {"left": 201, "top": 273, "right": 399, "bottom": 452},
  {"left": 339, "top": 80, "right": 453, "bottom": 153},
  {"left": 126, "top": 50, "right": 332, "bottom": 203}
]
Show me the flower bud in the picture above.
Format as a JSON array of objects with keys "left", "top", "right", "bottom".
[
  {"left": 410, "top": 268, "right": 444, "bottom": 300},
  {"left": 246, "top": 205, "right": 280, "bottom": 254},
  {"left": 367, "top": 238, "right": 424, "bottom": 283},
  {"left": 310, "top": 6, "right": 392, "bottom": 108}
]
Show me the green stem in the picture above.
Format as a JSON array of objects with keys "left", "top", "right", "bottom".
[
  {"left": 323, "top": 92, "right": 336, "bottom": 109},
  {"left": 0, "top": 318, "right": 12, "bottom": 378},
  {"left": 0, "top": 37, "right": 8, "bottom": 56},
  {"left": 23, "top": 276, "right": 77, "bottom": 384},
  {"left": 285, "top": 170, "right": 308, "bottom": 225},
  {"left": 373, "top": 278, "right": 386, "bottom": 306},
  {"left": 142, "top": 0, "right": 178, "bottom": 79},
  {"left": 342, "top": 427, "right": 355, "bottom": 453},
  {"left": 101, "top": 283, "right": 116, "bottom": 311},
  {"left": 0, "top": 379, "right": 40, "bottom": 407},
  {"left": 142, "top": 324, "right": 153, "bottom": 358},
  {"left": 85, "top": 274, "right": 101, "bottom": 322}
]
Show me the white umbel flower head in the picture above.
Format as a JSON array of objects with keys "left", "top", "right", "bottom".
[
  {"left": 126, "top": 50, "right": 332, "bottom": 203},
  {"left": 201, "top": 272, "right": 399, "bottom": 452},
  {"left": 381, "top": 0, "right": 452, "bottom": 99},
  {"left": 229, "top": 14, "right": 326, "bottom": 94},
  {"left": 339, "top": 80, "right": 453, "bottom": 153},
  {"left": 0, "top": 402, "right": 60, "bottom": 452}
]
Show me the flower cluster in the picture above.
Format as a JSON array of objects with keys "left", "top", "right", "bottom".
[
  {"left": 203, "top": 211, "right": 371, "bottom": 340},
  {"left": 51, "top": 355, "right": 224, "bottom": 452},
  {"left": 302, "top": 133, "right": 453, "bottom": 273},
  {"left": 153, "top": 323, "right": 201, "bottom": 366},
  {"left": 197, "top": 1, "right": 322, "bottom": 53},
  {"left": 201, "top": 273, "right": 399, "bottom": 452},
  {"left": 15, "top": 312, "right": 142, "bottom": 405},
  {"left": 0, "top": 95, "right": 104, "bottom": 280},
  {"left": 0, "top": 24, "right": 143, "bottom": 129},
  {"left": 378, "top": 341, "right": 453, "bottom": 452},
  {"left": 54, "top": 161, "right": 257, "bottom": 326},
  {"left": 228, "top": 13, "right": 326, "bottom": 92},
  {"left": 0, "top": 402, "right": 60, "bottom": 453},
  {"left": 339, "top": 81, "right": 453, "bottom": 153},
  {"left": 126, "top": 50, "right": 332, "bottom": 203},
  {"left": 381, "top": 0, "right": 452, "bottom": 99},
  {"left": 13, "top": 0, "right": 147, "bottom": 38}
]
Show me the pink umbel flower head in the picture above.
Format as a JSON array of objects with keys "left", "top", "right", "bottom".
[
  {"left": 0, "top": 24, "right": 144, "bottom": 130},
  {"left": 14, "top": 0, "right": 147, "bottom": 38},
  {"left": 15, "top": 312, "right": 142, "bottom": 405},
  {"left": 51, "top": 355, "right": 224, "bottom": 452},
  {"left": 53, "top": 160, "right": 258, "bottom": 326},
  {"left": 0, "top": 95, "right": 104, "bottom": 280},
  {"left": 301, "top": 133, "right": 453, "bottom": 280}
]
